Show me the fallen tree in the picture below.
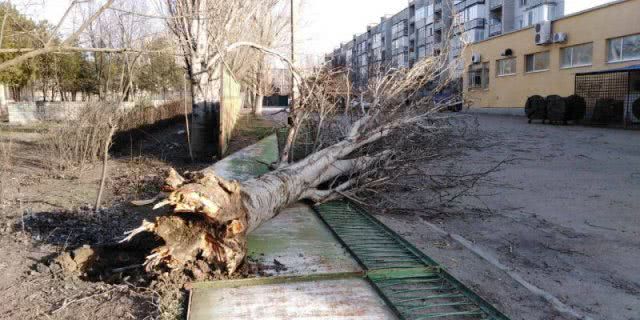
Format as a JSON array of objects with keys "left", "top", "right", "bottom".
[{"left": 116, "top": 45, "right": 465, "bottom": 275}]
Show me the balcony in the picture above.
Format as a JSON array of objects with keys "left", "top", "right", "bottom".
[
  {"left": 392, "top": 46, "right": 408, "bottom": 56},
  {"left": 433, "top": 20, "right": 443, "bottom": 31},
  {"left": 464, "top": 18, "right": 485, "bottom": 31},
  {"left": 526, "top": 0, "right": 557, "bottom": 9},
  {"left": 434, "top": 33, "right": 442, "bottom": 44},
  {"left": 434, "top": 0, "right": 443, "bottom": 12},
  {"left": 489, "top": 22, "right": 502, "bottom": 36},
  {"left": 489, "top": 0, "right": 502, "bottom": 9}
]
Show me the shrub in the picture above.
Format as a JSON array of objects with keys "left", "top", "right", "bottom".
[
  {"left": 565, "top": 95, "right": 586, "bottom": 121},
  {"left": 40, "top": 100, "right": 186, "bottom": 173},
  {"left": 40, "top": 102, "right": 118, "bottom": 172},
  {"left": 525, "top": 95, "right": 547, "bottom": 123}
]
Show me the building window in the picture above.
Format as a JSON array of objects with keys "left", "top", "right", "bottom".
[
  {"left": 418, "top": 46, "right": 426, "bottom": 59},
  {"left": 415, "top": 7, "right": 426, "bottom": 20},
  {"left": 372, "top": 33, "right": 383, "bottom": 49},
  {"left": 525, "top": 51, "right": 550, "bottom": 73},
  {"left": 497, "top": 58, "right": 516, "bottom": 76},
  {"left": 392, "top": 21, "right": 406, "bottom": 38},
  {"left": 561, "top": 43, "right": 593, "bottom": 68},
  {"left": 468, "top": 62, "right": 490, "bottom": 89},
  {"left": 392, "top": 37, "right": 407, "bottom": 50},
  {"left": 417, "top": 27, "right": 425, "bottom": 42},
  {"left": 608, "top": 34, "right": 640, "bottom": 63}
]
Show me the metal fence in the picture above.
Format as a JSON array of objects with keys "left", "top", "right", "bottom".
[{"left": 575, "top": 67, "right": 640, "bottom": 127}]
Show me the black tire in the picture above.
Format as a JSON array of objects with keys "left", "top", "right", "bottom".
[
  {"left": 525, "top": 95, "right": 547, "bottom": 121},
  {"left": 546, "top": 95, "right": 568, "bottom": 123},
  {"left": 565, "top": 95, "right": 587, "bottom": 121},
  {"left": 593, "top": 98, "right": 624, "bottom": 124},
  {"left": 633, "top": 97, "right": 640, "bottom": 120}
]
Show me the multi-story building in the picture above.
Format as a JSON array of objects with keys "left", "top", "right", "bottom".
[
  {"left": 453, "top": 0, "right": 565, "bottom": 42},
  {"left": 327, "top": 0, "right": 566, "bottom": 87}
]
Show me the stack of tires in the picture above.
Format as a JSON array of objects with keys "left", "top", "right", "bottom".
[
  {"left": 525, "top": 95, "right": 547, "bottom": 124},
  {"left": 525, "top": 94, "right": 587, "bottom": 125},
  {"left": 565, "top": 95, "right": 587, "bottom": 123},
  {"left": 592, "top": 98, "right": 624, "bottom": 124},
  {"left": 546, "top": 95, "right": 569, "bottom": 124},
  {"left": 633, "top": 97, "right": 640, "bottom": 121}
]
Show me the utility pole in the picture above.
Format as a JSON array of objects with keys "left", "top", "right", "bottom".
[{"left": 290, "top": 0, "right": 296, "bottom": 112}]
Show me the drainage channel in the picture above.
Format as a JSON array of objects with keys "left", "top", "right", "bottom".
[{"left": 313, "top": 201, "right": 509, "bottom": 320}]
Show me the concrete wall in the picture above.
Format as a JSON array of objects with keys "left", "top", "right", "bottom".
[
  {"left": 463, "top": 0, "right": 640, "bottom": 109},
  {"left": 8, "top": 102, "right": 86, "bottom": 124},
  {"left": 6, "top": 100, "right": 169, "bottom": 124}
]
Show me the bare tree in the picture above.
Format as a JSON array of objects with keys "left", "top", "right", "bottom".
[
  {"left": 245, "top": 1, "right": 290, "bottom": 115},
  {"left": 164, "top": 0, "right": 288, "bottom": 110}
]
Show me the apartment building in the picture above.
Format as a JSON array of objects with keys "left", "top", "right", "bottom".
[{"left": 327, "top": 0, "right": 565, "bottom": 87}]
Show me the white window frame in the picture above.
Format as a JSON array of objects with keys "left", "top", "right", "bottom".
[
  {"left": 561, "top": 43, "right": 593, "bottom": 69},
  {"left": 608, "top": 33, "right": 640, "bottom": 63},
  {"left": 525, "top": 51, "right": 550, "bottom": 73},
  {"left": 496, "top": 58, "right": 516, "bottom": 76}
]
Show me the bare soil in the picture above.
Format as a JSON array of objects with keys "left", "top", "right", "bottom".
[
  {"left": 376, "top": 114, "right": 640, "bottom": 320},
  {"left": 0, "top": 111, "right": 280, "bottom": 320}
]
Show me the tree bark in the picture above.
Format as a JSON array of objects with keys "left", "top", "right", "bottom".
[{"left": 253, "top": 93, "right": 263, "bottom": 116}]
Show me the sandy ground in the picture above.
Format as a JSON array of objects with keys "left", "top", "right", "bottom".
[{"left": 376, "top": 114, "right": 640, "bottom": 320}]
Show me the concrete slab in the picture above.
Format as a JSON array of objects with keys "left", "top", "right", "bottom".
[
  {"left": 188, "top": 277, "right": 396, "bottom": 320},
  {"left": 205, "top": 134, "right": 278, "bottom": 182},
  {"left": 247, "top": 203, "right": 361, "bottom": 276}
]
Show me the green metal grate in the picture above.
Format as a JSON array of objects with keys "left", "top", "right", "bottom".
[{"left": 313, "top": 201, "right": 510, "bottom": 320}]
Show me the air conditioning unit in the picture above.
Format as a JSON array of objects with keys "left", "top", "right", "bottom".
[
  {"left": 471, "top": 52, "right": 482, "bottom": 64},
  {"left": 501, "top": 48, "right": 514, "bottom": 57},
  {"left": 553, "top": 32, "right": 568, "bottom": 43},
  {"left": 534, "top": 21, "right": 552, "bottom": 45}
]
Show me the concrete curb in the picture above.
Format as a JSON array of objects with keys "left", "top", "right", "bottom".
[{"left": 462, "top": 107, "right": 525, "bottom": 117}]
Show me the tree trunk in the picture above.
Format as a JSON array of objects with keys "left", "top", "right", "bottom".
[
  {"left": 126, "top": 127, "right": 387, "bottom": 274},
  {"left": 253, "top": 93, "right": 263, "bottom": 116},
  {"left": 253, "top": 59, "right": 264, "bottom": 116}
]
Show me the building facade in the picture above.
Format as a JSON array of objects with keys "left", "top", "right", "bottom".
[
  {"left": 463, "top": 0, "right": 640, "bottom": 109},
  {"left": 327, "top": 0, "right": 565, "bottom": 88}
]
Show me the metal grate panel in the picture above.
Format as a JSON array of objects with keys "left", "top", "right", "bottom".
[{"left": 314, "top": 201, "right": 509, "bottom": 320}]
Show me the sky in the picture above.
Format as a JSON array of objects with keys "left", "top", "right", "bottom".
[{"left": 18, "top": 0, "right": 618, "bottom": 57}]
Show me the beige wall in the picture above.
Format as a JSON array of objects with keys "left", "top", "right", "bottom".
[{"left": 463, "top": 0, "right": 640, "bottom": 109}]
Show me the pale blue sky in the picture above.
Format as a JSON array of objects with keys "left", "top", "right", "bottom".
[{"left": 18, "top": 0, "right": 618, "bottom": 56}]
